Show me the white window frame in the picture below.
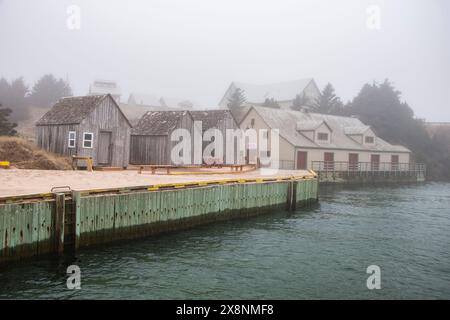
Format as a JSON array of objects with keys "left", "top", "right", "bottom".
[
  {"left": 365, "top": 136, "right": 375, "bottom": 144},
  {"left": 68, "top": 131, "right": 76, "bottom": 148},
  {"left": 317, "top": 132, "right": 329, "bottom": 141},
  {"left": 82, "top": 132, "right": 94, "bottom": 149}
]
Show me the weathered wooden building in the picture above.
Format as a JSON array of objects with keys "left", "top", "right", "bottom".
[
  {"left": 130, "top": 111, "right": 197, "bottom": 165},
  {"left": 190, "top": 110, "right": 241, "bottom": 164},
  {"left": 36, "top": 94, "right": 132, "bottom": 167}
]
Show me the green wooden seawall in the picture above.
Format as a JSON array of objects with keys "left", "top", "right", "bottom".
[{"left": 0, "top": 177, "right": 318, "bottom": 264}]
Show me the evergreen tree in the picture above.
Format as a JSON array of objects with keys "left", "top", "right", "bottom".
[
  {"left": 29, "top": 74, "right": 72, "bottom": 108},
  {"left": 291, "top": 93, "right": 311, "bottom": 111},
  {"left": 344, "top": 79, "right": 448, "bottom": 180},
  {"left": 227, "top": 88, "right": 246, "bottom": 108},
  {"left": 312, "top": 83, "right": 343, "bottom": 115},
  {"left": 262, "top": 98, "right": 280, "bottom": 109},
  {"left": 0, "top": 103, "right": 17, "bottom": 136},
  {"left": 0, "top": 77, "right": 29, "bottom": 122}
]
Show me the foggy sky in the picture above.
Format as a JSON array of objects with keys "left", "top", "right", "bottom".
[{"left": 1, "top": 0, "right": 449, "bottom": 121}]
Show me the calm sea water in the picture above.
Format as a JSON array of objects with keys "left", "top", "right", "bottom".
[{"left": 1, "top": 183, "right": 449, "bottom": 299}]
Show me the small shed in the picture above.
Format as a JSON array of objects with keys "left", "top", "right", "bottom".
[
  {"left": 36, "top": 94, "right": 132, "bottom": 167},
  {"left": 190, "top": 110, "right": 240, "bottom": 164},
  {"left": 130, "top": 111, "right": 196, "bottom": 165}
]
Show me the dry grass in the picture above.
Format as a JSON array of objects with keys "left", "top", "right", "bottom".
[{"left": 0, "top": 136, "right": 72, "bottom": 170}]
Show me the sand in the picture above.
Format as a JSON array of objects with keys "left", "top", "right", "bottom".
[{"left": 0, "top": 169, "right": 312, "bottom": 198}]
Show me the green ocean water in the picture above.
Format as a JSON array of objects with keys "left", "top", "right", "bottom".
[{"left": 1, "top": 182, "right": 449, "bottom": 299}]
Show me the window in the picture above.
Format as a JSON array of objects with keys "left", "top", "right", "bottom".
[
  {"left": 317, "top": 132, "right": 329, "bottom": 141},
  {"left": 68, "top": 131, "right": 76, "bottom": 148},
  {"left": 251, "top": 118, "right": 255, "bottom": 128},
  {"left": 83, "top": 132, "right": 94, "bottom": 148},
  {"left": 365, "top": 136, "right": 374, "bottom": 143},
  {"left": 324, "top": 152, "right": 334, "bottom": 170}
]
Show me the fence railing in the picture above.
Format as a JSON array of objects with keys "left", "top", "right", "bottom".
[{"left": 311, "top": 161, "right": 426, "bottom": 175}]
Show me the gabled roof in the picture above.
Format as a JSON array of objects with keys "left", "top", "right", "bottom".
[
  {"left": 247, "top": 106, "right": 411, "bottom": 153},
  {"left": 223, "top": 78, "right": 315, "bottom": 105},
  {"left": 36, "top": 94, "right": 132, "bottom": 127},
  {"left": 132, "top": 111, "right": 191, "bottom": 135},
  {"left": 36, "top": 95, "right": 105, "bottom": 126},
  {"left": 229, "top": 106, "right": 252, "bottom": 125},
  {"left": 344, "top": 125, "right": 371, "bottom": 135},
  {"left": 190, "top": 110, "right": 236, "bottom": 131},
  {"left": 297, "top": 120, "right": 332, "bottom": 132}
]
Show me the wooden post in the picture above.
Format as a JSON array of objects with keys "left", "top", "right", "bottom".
[
  {"left": 87, "top": 158, "right": 93, "bottom": 172},
  {"left": 55, "top": 193, "right": 65, "bottom": 254},
  {"left": 72, "top": 191, "right": 81, "bottom": 251},
  {"left": 286, "top": 181, "right": 292, "bottom": 211},
  {"left": 291, "top": 180, "right": 297, "bottom": 211},
  {"left": 71, "top": 156, "right": 77, "bottom": 170}
]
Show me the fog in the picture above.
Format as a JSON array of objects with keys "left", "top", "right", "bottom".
[{"left": 0, "top": 0, "right": 449, "bottom": 120}]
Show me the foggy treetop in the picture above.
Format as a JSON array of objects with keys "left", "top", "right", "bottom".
[{"left": 0, "top": 0, "right": 449, "bottom": 121}]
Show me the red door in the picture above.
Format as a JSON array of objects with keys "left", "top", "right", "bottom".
[
  {"left": 371, "top": 154, "right": 380, "bottom": 171},
  {"left": 296, "top": 151, "right": 307, "bottom": 170},
  {"left": 391, "top": 155, "right": 399, "bottom": 170},
  {"left": 324, "top": 152, "right": 334, "bottom": 171},
  {"left": 349, "top": 153, "right": 359, "bottom": 171}
]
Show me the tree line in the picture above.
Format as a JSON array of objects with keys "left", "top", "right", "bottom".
[
  {"left": 228, "top": 80, "right": 450, "bottom": 180},
  {"left": 0, "top": 74, "right": 72, "bottom": 133}
]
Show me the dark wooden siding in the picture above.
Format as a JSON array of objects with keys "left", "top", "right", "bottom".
[
  {"left": 130, "top": 113, "right": 196, "bottom": 165},
  {"left": 36, "top": 95, "right": 131, "bottom": 167},
  {"left": 79, "top": 96, "right": 131, "bottom": 167},
  {"left": 199, "top": 114, "right": 239, "bottom": 164},
  {"left": 36, "top": 124, "right": 79, "bottom": 157},
  {"left": 130, "top": 135, "right": 168, "bottom": 165}
]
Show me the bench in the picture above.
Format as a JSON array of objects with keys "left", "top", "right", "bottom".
[{"left": 72, "top": 156, "right": 93, "bottom": 172}]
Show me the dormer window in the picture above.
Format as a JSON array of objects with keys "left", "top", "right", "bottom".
[
  {"left": 365, "top": 136, "right": 374, "bottom": 144},
  {"left": 317, "top": 133, "right": 329, "bottom": 141}
]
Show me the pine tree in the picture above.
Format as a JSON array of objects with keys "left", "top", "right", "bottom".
[
  {"left": 291, "top": 93, "right": 311, "bottom": 111},
  {"left": 312, "top": 83, "right": 343, "bottom": 115},
  {"left": 0, "top": 77, "right": 29, "bottom": 122},
  {"left": 0, "top": 103, "right": 17, "bottom": 136},
  {"left": 29, "top": 74, "right": 72, "bottom": 108},
  {"left": 227, "top": 88, "right": 246, "bottom": 108},
  {"left": 343, "top": 79, "right": 449, "bottom": 180},
  {"left": 262, "top": 98, "right": 280, "bottom": 109}
]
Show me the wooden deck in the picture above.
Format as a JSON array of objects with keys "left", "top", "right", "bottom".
[{"left": 0, "top": 168, "right": 314, "bottom": 199}]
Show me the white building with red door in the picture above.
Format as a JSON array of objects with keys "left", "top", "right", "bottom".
[{"left": 232, "top": 106, "right": 411, "bottom": 171}]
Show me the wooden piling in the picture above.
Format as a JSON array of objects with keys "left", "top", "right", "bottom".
[
  {"left": 54, "top": 193, "right": 65, "bottom": 254},
  {"left": 1, "top": 176, "right": 318, "bottom": 264},
  {"left": 72, "top": 191, "right": 81, "bottom": 251}
]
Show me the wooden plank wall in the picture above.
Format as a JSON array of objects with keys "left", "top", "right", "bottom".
[
  {"left": 130, "top": 112, "right": 197, "bottom": 165},
  {"left": 36, "top": 124, "right": 78, "bottom": 156},
  {"left": 79, "top": 97, "right": 131, "bottom": 167},
  {"left": 129, "top": 135, "right": 168, "bottom": 165},
  {"left": 0, "top": 179, "right": 318, "bottom": 264},
  {"left": 36, "top": 96, "right": 131, "bottom": 167}
]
